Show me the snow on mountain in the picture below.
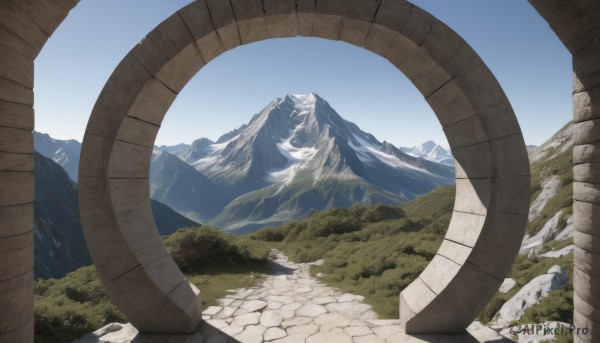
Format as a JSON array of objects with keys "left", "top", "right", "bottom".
[
  {"left": 34, "top": 131, "right": 82, "bottom": 182},
  {"left": 170, "top": 93, "right": 454, "bottom": 232},
  {"left": 401, "top": 140, "right": 454, "bottom": 166}
]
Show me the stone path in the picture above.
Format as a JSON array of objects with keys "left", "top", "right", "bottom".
[{"left": 76, "top": 250, "right": 513, "bottom": 343}]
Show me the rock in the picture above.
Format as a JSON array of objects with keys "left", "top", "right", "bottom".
[
  {"left": 499, "top": 278, "right": 516, "bottom": 293},
  {"left": 491, "top": 265, "right": 570, "bottom": 328},
  {"left": 354, "top": 334, "right": 385, "bottom": 342},
  {"left": 306, "top": 331, "right": 353, "bottom": 343},
  {"left": 314, "top": 312, "right": 352, "bottom": 332},
  {"left": 521, "top": 210, "right": 563, "bottom": 253},
  {"left": 286, "top": 324, "right": 319, "bottom": 336},
  {"left": 264, "top": 327, "right": 287, "bottom": 341},
  {"left": 234, "top": 325, "right": 266, "bottom": 343},
  {"left": 312, "top": 296, "right": 336, "bottom": 305},
  {"left": 372, "top": 325, "right": 402, "bottom": 338},
  {"left": 281, "top": 317, "right": 313, "bottom": 328},
  {"left": 528, "top": 176, "right": 561, "bottom": 220},
  {"left": 296, "top": 304, "right": 327, "bottom": 317},
  {"left": 203, "top": 306, "right": 223, "bottom": 316},
  {"left": 240, "top": 299, "right": 268, "bottom": 312},
  {"left": 539, "top": 245, "right": 574, "bottom": 258},
  {"left": 344, "top": 326, "right": 373, "bottom": 337},
  {"left": 325, "top": 302, "right": 375, "bottom": 319},
  {"left": 555, "top": 215, "right": 574, "bottom": 241},
  {"left": 260, "top": 310, "right": 283, "bottom": 327},
  {"left": 229, "top": 312, "right": 261, "bottom": 327}
]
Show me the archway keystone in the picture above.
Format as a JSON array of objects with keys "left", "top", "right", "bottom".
[{"left": 78, "top": 0, "right": 530, "bottom": 334}]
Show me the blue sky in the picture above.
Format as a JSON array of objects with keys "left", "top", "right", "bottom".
[{"left": 35, "top": 0, "right": 572, "bottom": 148}]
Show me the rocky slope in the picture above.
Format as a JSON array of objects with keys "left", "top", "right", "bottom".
[{"left": 34, "top": 131, "right": 81, "bottom": 182}]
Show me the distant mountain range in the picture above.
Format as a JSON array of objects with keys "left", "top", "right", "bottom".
[
  {"left": 153, "top": 93, "right": 454, "bottom": 232},
  {"left": 32, "top": 152, "right": 199, "bottom": 279},
  {"left": 400, "top": 141, "right": 454, "bottom": 166}
]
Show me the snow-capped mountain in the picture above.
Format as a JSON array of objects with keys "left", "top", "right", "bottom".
[
  {"left": 159, "top": 93, "right": 454, "bottom": 232},
  {"left": 34, "top": 131, "right": 81, "bottom": 182},
  {"left": 401, "top": 140, "right": 454, "bottom": 166}
]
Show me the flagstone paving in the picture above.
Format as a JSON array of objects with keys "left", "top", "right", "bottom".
[{"left": 75, "top": 250, "right": 513, "bottom": 343}]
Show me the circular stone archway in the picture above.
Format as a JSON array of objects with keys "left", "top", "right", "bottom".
[{"left": 78, "top": 0, "right": 531, "bottom": 334}]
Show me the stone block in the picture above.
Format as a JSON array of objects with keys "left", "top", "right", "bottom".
[
  {"left": 85, "top": 103, "right": 124, "bottom": 140},
  {"left": 443, "top": 44, "right": 481, "bottom": 80},
  {"left": 264, "top": 0, "right": 298, "bottom": 38},
  {"left": 445, "top": 211, "right": 486, "bottom": 247},
  {"left": 114, "top": 207, "right": 161, "bottom": 253},
  {"left": 0, "top": 171, "right": 33, "bottom": 206},
  {"left": 104, "top": 266, "right": 198, "bottom": 334},
  {"left": 205, "top": 0, "right": 241, "bottom": 50},
  {"left": 443, "top": 116, "right": 488, "bottom": 148},
  {"left": 312, "top": 13, "right": 342, "bottom": 40},
  {"left": 179, "top": 1, "right": 225, "bottom": 63},
  {"left": 0, "top": 231, "right": 33, "bottom": 282},
  {"left": 420, "top": 20, "right": 464, "bottom": 66},
  {"left": 373, "top": 0, "right": 412, "bottom": 34},
  {"left": 169, "top": 280, "right": 203, "bottom": 321},
  {"left": 574, "top": 200, "right": 600, "bottom": 236},
  {"left": 148, "top": 12, "right": 195, "bottom": 61},
  {"left": 77, "top": 176, "right": 111, "bottom": 217},
  {"left": 574, "top": 120, "right": 600, "bottom": 145},
  {"left": 132, "top": 37, "right": 169, "bottom": 77},
  {"left": 0, "top": 203, "right": 33, "bottom": 238},
  {"left": 136, "top": 242, "right": 187, "bottom": 295},
  {"left": 54, "top": 0, "right": 80, "bottom": 11},
  {"left": 115, "top": 116, "right": 160, "bottom": 148},
  {"left": 575, "top": 266, "right": 600, "bottom": 308},
  {"left": 574, "top": 144, "right": 600, "bottom": 164},
  {"left": 0, "top": 318, "right": 33, "bottom": 342},
  {"left": 576, "top": 230, "right": 600, "bottom": 254},
  {"left": 455, "top": 62, "right": 505, "bottom": 115},
  {"left": 108, "top": 178, "right": 151, "bottom": 214},
  {"left": 403, "top": 261, "right": 502, "bottom": 333},
  {"left": 296, "top": 0, "right": 316, "bottom": 36},
  {"left": 400, "top": 277, "right": 436, "bottom": 322},
  {"left": 0, "top": 78, "right": 33, "bottom": 106},
  {"left": 478, "top": 100, "right": 521, "bottom": 140},
  {"left": 127, "top": 78, "right": 177, "bottom": 126},
  {"left": 0, "top": 26, "right": 37, "bottom": 60},
  {"left": 574, "top": 182, "right": 600, "bottom": 204},
  {"left": 9, "top": 0, "right": 68, "bottom": 36},
  {"left": 574, "top": 42, "right": 600, "bottom": 79},
  {"left": 0, "top": 101, "right": 34, "bottom": 130},
  {"left": 453, "top": 142, "right": 493, "bottom": 179},
  {"left": 453, "top": 178, "right": 491, "bottom": 215},
  {"left": 384, "top": 32, "right": 417, "bottom": 69},
  {"left": 426, "top": 79, "right": 476, "bottom": 128},
  {"left": 436, "top": 239, "right": 472, "bottom": 266},
  {"left": 316, "top": 0, "right": 382, "bottom": 22},
  {"left": 574, "top": 163, "right": 600, "bottom": 184},
  {"left": 0, "top": 152, "right": 33, "bottom": 172},
  {"left": 156, "top": 40, "right": 204, "bottom": 94},
  {"left": 400, "top": 5, "right": 435, "bottom": 45},
  {"left": 0, "top": 127, "right": 32, "bottom": 154},
  {"left": 575, "top": 246, "right": 600, "bottom": 278},
  {"left": 400, "top": 48, "right": 452, "bottom": 97},
  {"left": 0, "top": 45, "right": 33, "bottom": 88},
  {"left": 419, "top": 254, "right": 462, "bottom": 295},
  {"left": 575, "top": 292, "right": 600, "bottom": 326},
  {"left": 573, "top": 308, "right": 598, "bottom": 343},
  {"left": 107, "top": 141, "right": 153, "bottom": 179},
  {"left": 490, "top": 134, "right": 531, "bottom": 177},
  {"left": 231, "top": 0, "right": 267, "bottom": 44},
  {"left": 364, "top": 24, "right": 398, "bottom": 58},
  {"left": 0, "top": 269, "right": 32, "bottom": 332},
  {"left": 574, "top": 87, "right": 600, "bottom": 123},
  {"left": 491, "top": 175, "right": 531, "bottom": 216},
  {"left": 339, "top": 18, "right": 371, "bottom": 47},
  {"left": 97, "top": 57, "right": 153, "bottom": 116},
  {"left": 79, "top": 212, "right": 139, "bottom": 285},
  {"left": 0, "top": 1, "right": 48, "bottom": 54},
  {"left": 78, "top": 134, "right": 113, "bottom": 178}
]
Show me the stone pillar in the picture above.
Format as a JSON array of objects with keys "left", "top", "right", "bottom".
[
  {"left": 0, "top": 1, "right": 78, "bottom": 342},
  {"left": 529, "top": 1, "right": 600, "bottom": 342}
]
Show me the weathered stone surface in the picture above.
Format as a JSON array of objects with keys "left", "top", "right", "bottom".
[
  {"left": 115, "top": 116, "right": 160, "bottom": 148},
  {"left": 0, "top": 0, "right": 48, "bottom": 53},
  {"left": 453, "top": 142, "right": 493, "bottom": 179},
  {"left": 155, "top": 42, "right": 204, "bottom": 94},
  {"left": 311, "top": 13, "right": 342, "bottom": 40},
  {"left": 234, "top": 324, "right": 266, "bottom": 343},
  {"left": 0, "top": 127, "right": 32, "bottom": 154},
  {"left": 240, "top": 300, "right": 268, "bottom": 313},
  {"left": 0, "top": 100, "right": 34, "bottom": 131},
  {"left": 443, "top": 116, "right": 488, "bottom": 148},
  {"left": 574, "top": 266, "right": 600, "bottom": 312},
  {"left": 574, "top": 308, "right": 600, "bottom": 343},
  {"left": 114, "top": 208, "right": 161, "bottom": 252},
  {"left": 9, "top": 0, "right": 68, "bottom": 37},
  {"left": 373, "top": 0, "right": 412, "bottom": 34},
  {"left": 575, "top": 230, "right": 600, "bottom": 254},
  {"left": 574, "top": 87, "right": 600, "bottom": 123},
  {"left": 574, "top": 144, "right": 600, "bottom": 165},
  {"left": 575, "top": 292, "right": 600, "bottom": 325},
  {"left": 574, "top": 163, "right": 600, "bottom": 184},
  {"left": 0, "top": 152, "right": 32, "bottom": 173},
  {"left": 205, "top": 0, "right": 241, "bottom": 50},
  {"left": 492, "top": 175, "right": 532, "bottom": 216},
  {"left": 297, "top": 304, "right": 327, "bottom": 317},
  {"left": 179, "top": 1, "right": 224, "bottom": 63},
  {"left": 0, "top": 231, "right": 33, "bottom": 282},
  {"left": 0, "top": 77, "right": 33, "bottom": 106},
  {"left": 575, "top": 246, "right": 600, "bottom": 278},
  {"left": 264, "top": 327, "right": 287, "bottom": 341},
  {"left": 231, "top": 0, "right": 267, "bottom": 44},
  {"left": 0, "top": 45, "right": 33, "bottom": 88},
  {"left": 306, "top": 331, "right": 352, "bottom": 343},
  {"left": 453, "top": 178, "right": 491, "bottom": 216},
  {"left": 0, "top": 318, "right": 33, "bottom": 343},
  {"left": 574, "top": 120, "right": 600, "bottom": 145},
  {"left": 0, "top": 269, "right": 32, "bottom": 332},
  {"left": 108, "top": 178, "right": 151, "bottom": 213},
  {"left": 126, "top": 78, "right": 177, "bottom": 126},
  {"left": 260, "top": 311, "right": 283, "bottom": 327},
  {"left": 574, "top": 200, "right": 600, "bottom": 235},
  {"left": 339, "top": 17, "right": 371, "bottom": 47},
  {"left": 0, "top": 171, "right": 33, "bottom": 206},
  {"left": 399, "top": 48, "right": 451, "bottom": 97},
  {"left": 263, "top": 0, "right": 297, "bottom": 38},
  {"left": 107, "top": 141, "right": 152, "bottom": 179},
  {"left": 490, "top": 134, "right": 531, "bottom": 177},
  {"left": 363, "top": 24, "right": 397, "bottom": 58},
  {"left": 0, "top": 203, "right": 33, "bottom": 238},
  {"left": 426, "top": 79, "right": 476, "bottom": 128},
  {"left": 230, "top": 312, "right": 261, "bottom": 327},
  {"left": 0, "top": 26, "right": 37, "bottom": 60}
]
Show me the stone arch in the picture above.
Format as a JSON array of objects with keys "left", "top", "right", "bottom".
[{"left": 77, "top": 0, "right": 530, "bottom": 334}]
